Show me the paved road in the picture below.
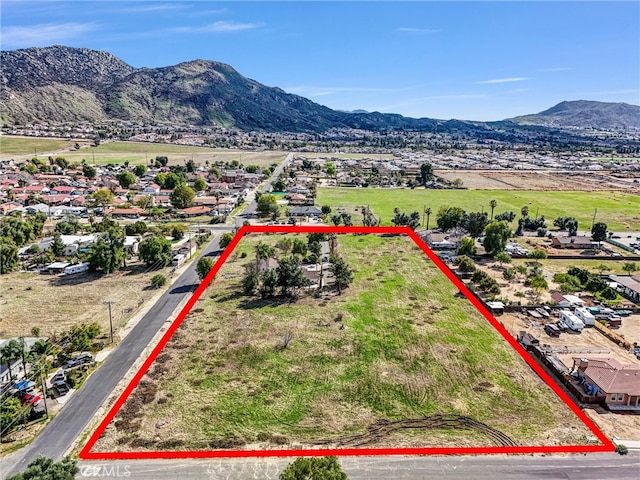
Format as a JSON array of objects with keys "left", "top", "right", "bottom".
[
  {"left": 72, "top": 452, "right": 639, "bottom": 479},
  {"left": 2, "top": 233, "right": 228, "bottom": 479},
  {"left": 240, "top": 152, "right": 293, "bottom": 218}
]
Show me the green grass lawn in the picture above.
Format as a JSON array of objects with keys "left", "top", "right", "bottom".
[
  {"left": 317, "top": 188, "right": 640, "bottom": 231},
  {"left": 99, "top": 234, "right": 593, "bottom": 452},
  {"left": 0, "top": 136, "right": 91, "bottom": 156},
  {"left": 16, "top": 140, "right": 287, "bottom": 167}
]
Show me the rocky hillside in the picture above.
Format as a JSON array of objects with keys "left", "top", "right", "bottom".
[
  {"left": 1, "top": 46, "right": 637, "bottom": 133},
  {"left": 509, "top": 100, "right": 640, "bottom": 130}
]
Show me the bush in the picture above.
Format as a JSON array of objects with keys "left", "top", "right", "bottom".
[
  {"left": 280, "top": 456, "right": 348, "bottom": 480},
  {"left": 150, "top": 274, "right": 167, "bottom": 288},
  {"left": 615, "top": 444, "right": 628, "bottom": 455}
]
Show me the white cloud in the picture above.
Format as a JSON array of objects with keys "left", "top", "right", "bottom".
[
  {"left": 123, "top": 3, "right": 191, "bottom": 13},
  {"left": 1, "top": 22, "right": 97, "bottom": 49},
  {"left": 171, "top": 21, "right": 263, "bottom": 34},
  {"left": 477, "top": 77, "right": 528, "bottom": 84},
  {"left": 396, "top": 27, "right": 441, "bottom": 34}
]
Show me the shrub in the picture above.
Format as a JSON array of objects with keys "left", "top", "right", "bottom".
[
  {"left": 150, "top": 274, "right": 167, "bottom": 288},
  {"left": 615, "top": 444, "right": 628, "bottom": 455}
]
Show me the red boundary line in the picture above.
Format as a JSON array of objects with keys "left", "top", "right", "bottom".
[{"left": 80, "top": 225, "right": 615, "bottom": 460}]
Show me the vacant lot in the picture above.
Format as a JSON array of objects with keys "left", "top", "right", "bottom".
[
  {"left": 58, "top": 142, "right": 286, "bottom": 167},
  {"left": 95, "top": 234, "right": 595, "bottom": 453},
  {"left": 316, "top": 188, "right": 640, "bottom": 231},
  {"left": 0, "top": 261, "right": 172, "bottom": 339},
  {"left": 0, "top": 136, "right": 91, "bottom": 157}
]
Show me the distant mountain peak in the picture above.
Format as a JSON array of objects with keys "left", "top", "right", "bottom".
[{"left": 509, "top": 100, "right": 640, "bottom": 129}]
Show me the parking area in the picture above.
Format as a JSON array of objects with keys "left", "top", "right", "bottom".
[{"left": 502, "top": 312, "right": 640, "bottom": 367}]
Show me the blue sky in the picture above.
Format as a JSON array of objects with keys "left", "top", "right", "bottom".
[{"left": 2, "top": 1, "right": 639, "bottom": 121}]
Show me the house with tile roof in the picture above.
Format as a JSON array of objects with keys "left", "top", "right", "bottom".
[{"left": 572, "top": 357, "right": 640, "bottom": 411}]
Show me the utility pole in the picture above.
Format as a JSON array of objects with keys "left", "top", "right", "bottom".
[
  {"left": 104, "top": 301, "right": 115, "bottom": 344},
  {"left": 39, "top": 366, "right": 49, "bottom": 419},
  {"left": 591, "top": 208, "right": 598, "bottom": 230}
]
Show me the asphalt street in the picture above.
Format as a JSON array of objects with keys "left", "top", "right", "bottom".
[
  {"left": 72, "top": 452, "right": 640, "bottom": 480},
  {"left": 2, "top": 233, "right": 226, "bottom": 479}
]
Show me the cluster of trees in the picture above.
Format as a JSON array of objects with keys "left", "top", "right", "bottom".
[
  {"left": 0, "top": 212, "right": 47, "bottom": 273},
  {"left": 553, "top": 216, "right": 579, "bottom": 236},
  {"left": 331, "top": 213, "right": 353, "bottom": 226},
  {"left": 391, "top": 208, "right": 420, "bottom": 230},
  {"left": 553, "top": 266, "right": 623, "bottom": 300},
  {"left": 453, "top": 256, "right": 501, "bottom": 296},
  {"left": 241, "top": 236, "right": 353, "bottom": 299},
  {"left": 7, "top": 456, "right": 78, "bottom": 480}
]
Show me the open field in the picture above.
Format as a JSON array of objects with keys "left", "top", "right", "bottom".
[
  {"left": 436, "top": 170, "right": 638, "bottom": 191},
  {"left": 94, "top": 233, "right": 595, "bottom": 453},
  {"left": 1, "top": 137, "right": 286, "bottom": 167},
  {"left": 316, "top": 188, "right": 640, "bottom": 231},
  {"left": 0, "top": 136, "right": 91, "bottom": 156},
  {"left": 0, "top": 261, "right": 173, "bottom": 339},
  {"left": 60, "top": 142, "right": 287, "bottom": 167}
]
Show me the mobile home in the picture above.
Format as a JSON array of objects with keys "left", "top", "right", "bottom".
[
  {"left": 559, "top": 310, "right": 585, "bottom": 332},
  {"left": 64, "top": 262, "right": 90, "bottom": 275},
  {"left": 574, "top": 307, "right": 596, "bottom": 327}
]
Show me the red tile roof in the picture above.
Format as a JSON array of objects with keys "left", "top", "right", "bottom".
[{"left": 579, "top": 358, "right": 640, "bottom": 396}]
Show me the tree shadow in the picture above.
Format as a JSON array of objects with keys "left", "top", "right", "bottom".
[
  {"left": 238, "top": 296, "right": 297, "bottom": 310},
  {"left": 169, "top": 284, "right": 198, "bottom": 294},
  {"left": 48, "top": 272, "right": 101, "bottom": 286}
]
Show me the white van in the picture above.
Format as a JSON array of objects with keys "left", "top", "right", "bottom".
[
  {"left": 574, "top": 307, "right": 596, "bottom": 327},
  {"left": 559, "top": 310, "right": 585, "bottom": 332}
]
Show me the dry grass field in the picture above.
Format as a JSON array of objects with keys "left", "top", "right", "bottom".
[
  {"left": 0, "top": 261, "right": 172, "bottom": 339},
  {"left": 93, "top": 234, "right": 596, "bottom": 453}
]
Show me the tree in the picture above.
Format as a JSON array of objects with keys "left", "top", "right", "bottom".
[
  {"left": 0, "top": 339, "right": 24, "bottom": 383},
  {"left": 138, "top": 235, "right": 173, "bottom": 267},
  {"left": 255, "top": 242, "right": 276, "bottom": 268},
  {"left": 436, "top": 206, "right": 465, "bottom": 232},
  {"left": 82, "top": 164, "right": 96, "bottom": 179},
  {"left": 1, "top": 396, "right": 26, "bottom": 435},
  {"left": 457, "top": 237, "right": 476, "bottom": 256},
  {"left": 591, "top": 222, "right": 608, "bottom": 242},
  {"left": 325, "top": 161, "right": 337, "bottom": 177},
  {"left": 330, "top": 257, "right": 354, "bottom": 294},
  {"left": 553, "top": 216, "right": 578, "bottom": 236},
  {"left": 197, "top": 257, "right": 215, "bottom": 281},
  {"left": 460, "top": 211, "right": 489, "bottom": 238},
  {"left": 0, "top": 239, "right": 20, "bottom": 274},
  {"left": 155, "top": 156, "right": 169, "bottom": 167},
  {"left": 279, "top": 456, "right": 348, "bottom": 480},
  {"left": 521, "top": 206, "right": 529, "bottom": 218},
  {"left": 424, "top": 207, "right": 432, "bottom": 230},
  {"left": 7, "top": 455, "right": 78, "bottom": 480},
  {"left": 276, "top": 237, "right": 293, "bottom": 255},
  {"left": 495, "top": 211, "right": 516, "bottom": 223},
  {"left": 483, "top": 220, "right": 512, "bottom": 256},
  {"left": 257, "top": 194, "right": 278, "bottom": 215},
  {"left": 277, "top": 256, "right": 308, "bottom": 297},
  {"left": 125, "top": 220, "right": 147, "bottom": 236},
  {"left": 242, "top": 263, "right": 260, "bottom": 295},
  {"left": 489, "top": 199, "right": 497, "bottom": 220},
  {"left": 116, "top": 171, "right": 136, "bottom": 189},
  {"left": 89, "top": 189, "right": 114, "bottom": 207},
  {"left": 529, "top": 249, "right": 548, "bottom": 259},
  {"left": 219, "top": 232, "right": 234, "bottom": 249},
  {"left": 420, "top": 162, "right": 434, "bottom": 185},
  {"left": 321, "top": 205, "right": 332, "bottom": 215},
  {"left": 150, "top": 274, "right": 167, "bottom": 289},
  {"left": 331, "top": 214, "right": 342, "bottom": 226},
  {"left": 292, "top": 238, "right": 308, "bottom": 257},
  {"left": 600, "top": 286, "right": 618, "bottom": 300},
  {"left": 163, "top": 172, "right": 184, "bottom": 190},
  {"left": 193, "top": 177, "right": 207, "bottom": 192},
  {"left": 259, "top": 268, "right": 279, "bottom": 298},
  {"left": 454, "top": 255, "right": 476, "bottom": 273},
  {"left": 494, "top": 251, "right": 512, "bottom": 266},
  {"left": 87, "top": 227, "right": 125, "bottom": 274},
  {"left": 170, "top": 184, "right": 195, "bottom": 209},
  {"left": 622, "top": 262, "right": 638, "bottom": 276},
  {"left": 528, "top": 274, "right": 549, "bottom": 302},
  {"left": 273, "top": 176, "right": 287, "bottom": 192},
  {"left": 51, "top": 233, "right": 65, "bottom": 257},
  {"left": 133, "top": 164, "right": 147, "bottom": 177}
]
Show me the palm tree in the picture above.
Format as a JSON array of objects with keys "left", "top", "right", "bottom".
[
  {"left": 521, "top": 206, "right": 529, "bottom": 218},
  {"left": 254, "top": 242, "right": 275, "bottom": 270},
  {"left": 425, "top": 207, "right": 432, "bottom": 230},
  {"left": 0, "top": 339, "right": 24, "bottom": 383},
  {"left": 489, "top": 199, "right": 497, "bottom": 220}
]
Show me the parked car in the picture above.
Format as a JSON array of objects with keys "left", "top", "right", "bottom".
[
  {"left": 544, "top": 324, "right": 561, "bottom": 337},
  {"left": 51, "top": 370, "right": 65, "bottom": 384},
  {"left": 21, "top": 393, "right": 42, "bottom": 406},
  {"left": 29, "top": 405, "right": 46, "bottom": 419},
  {"left": 52, "top": 380, "right": 69, "bottom": 396},
  {"left": 63, "top": 353, "right": 94, "bottom": 370},
  {"left": 556, "top": 320, "right": 568, "bottom": 332}
]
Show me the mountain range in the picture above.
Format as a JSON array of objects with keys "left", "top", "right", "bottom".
[{"left": 1, "top": 46, "right": 638, "bottom": 132}]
